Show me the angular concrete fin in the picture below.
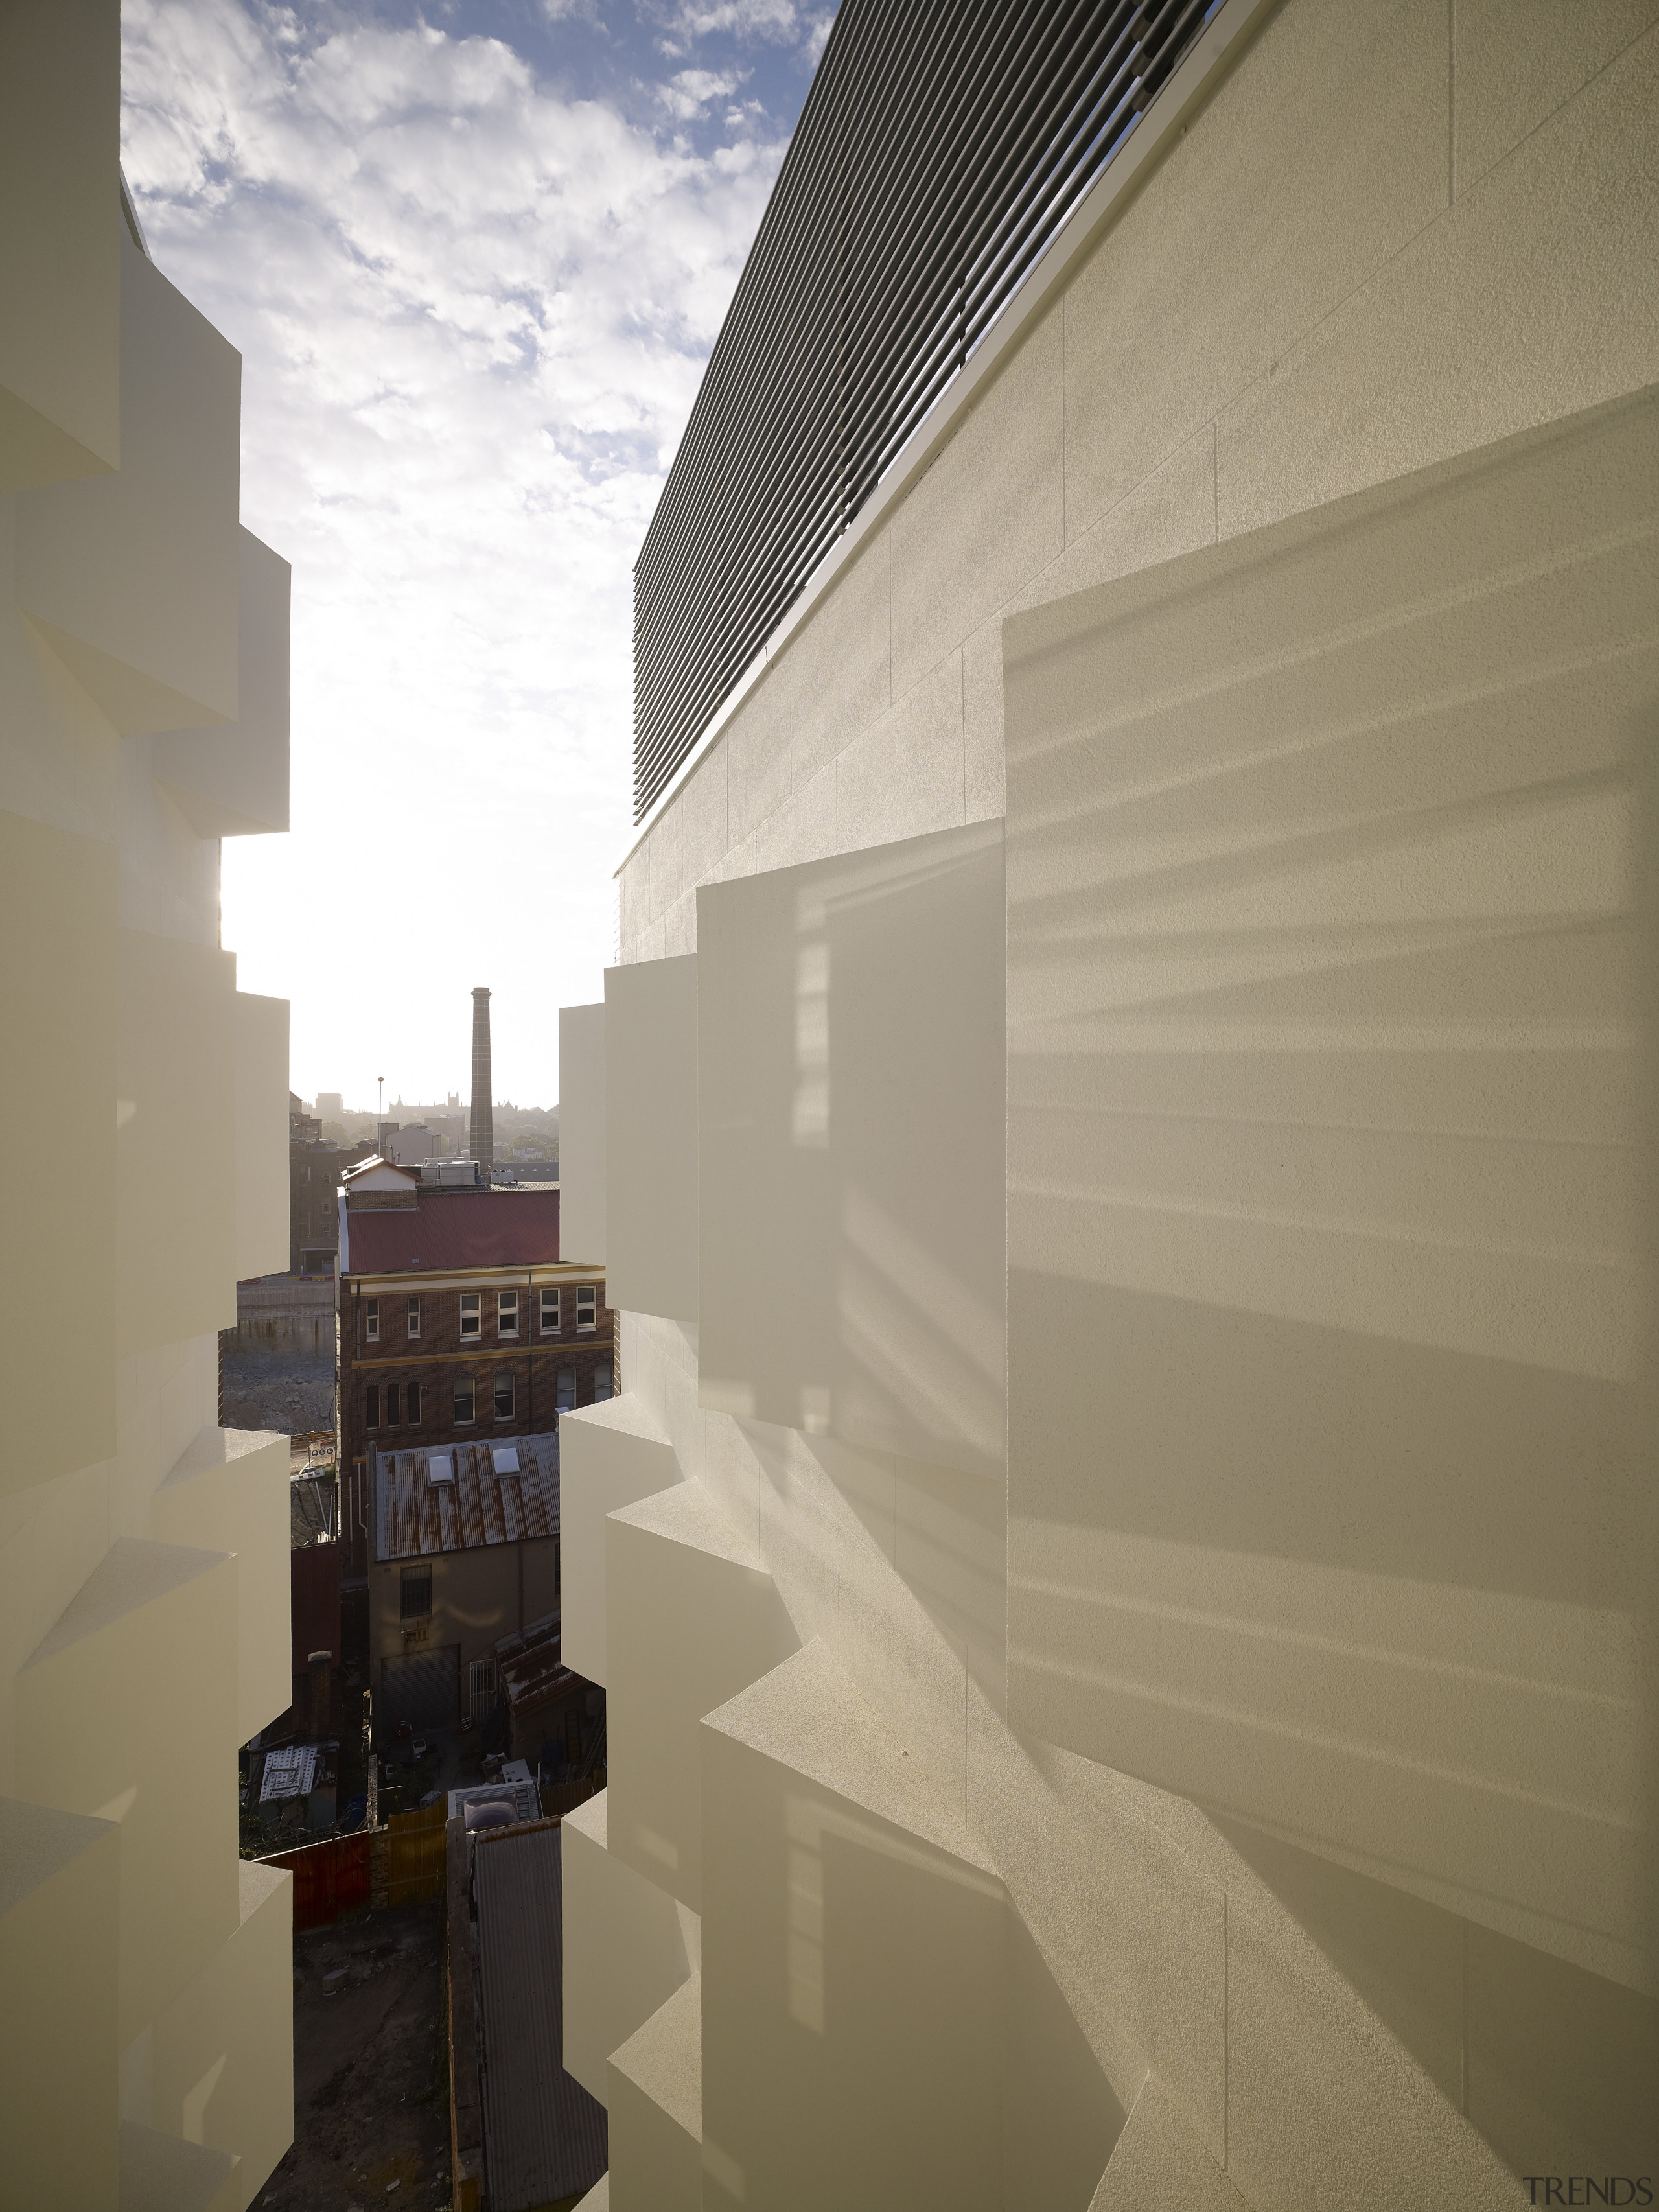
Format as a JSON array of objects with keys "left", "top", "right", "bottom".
[
  {"left": 159, "top": 1422, "right": 285, "bottom": 1489},
  {"left": 0, "top": 1797, "right": 121, "bottom": 2206},
  {"left": 559, "top": 1000, "right": 607, "bottom": 1264},
  {"left": 611, "top": 1970, "right": 702, "bottom": 2136},
  {"left": 568, "top": 1393, "right": 675, "bottom": 1451},
  {"left": 699, "top": 1638, "right": 1005, "bottom": 2208},
  {"left": 563, "top": 1788, "right": 699, "bottom": 2107},
  {"left": 154, "top": 525, "right": 291, "bottom": 837},
  {"left": 1089, "top": 2078, "right": 1253, "bottom": 2212},
  {"left": 26, "top": 1535, "right": 232, "bottom": 1667},
  {"left": 704, "top": 1636, "right": 994, "bottom": 1875},
  {"left": 608, "top": 1973, "right": 701, "bottom": 2211},
  {"left": 560, "top": 1392, "right": 680, "bottom": 1686},
  {"left": 607, "top": 1481, "right": 799, "bottom": 1910},
  {"left": 0, "top": 1793, "right": 117, "bottom": 1918},
  {"left": 25, "top": 613, "right": 232, "bottom": 738},
  {"left": 605, "top": 953, "right": 699, "bottom": 1323},
  {"left": 119, "top": 2120, "right": 239, "bottom": 2212},
  {"left": 150, "top": 1429, "right": 290, "bottom": 1745},
  {"left": 609, "top": 1476, "right": 767, "bottom": 1574}
]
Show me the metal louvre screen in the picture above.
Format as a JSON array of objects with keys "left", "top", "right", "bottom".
[{"left": 632, "top": 0, "right": 1221, "bottom": 821}]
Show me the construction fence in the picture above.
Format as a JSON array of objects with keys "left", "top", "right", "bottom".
[
  {"left": 260, "top": 1781, "right": 602, "bottom": 1933},
  {"left": 260, "top": 1800, "right": 447, "bottom": 1932}
]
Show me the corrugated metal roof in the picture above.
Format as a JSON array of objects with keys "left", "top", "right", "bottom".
[
  {"left": 494, "top": 1614, "right": 580, "bottom": 1718},
  {"left": 473, "top": 1822, "right": 607, "bottom": 2211},
  {"left": 374, "top": 1435, "right": 559, "bottom": 1564}
]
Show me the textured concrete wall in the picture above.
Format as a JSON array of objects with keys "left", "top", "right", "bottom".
[
  {"left": 621, "top": 0, "right": 1659, "bottom": 958},
  {"left": 0, "top": 9, "right": 296, "bottom": 2199},
  {"left": 590, "top": 1, "right": 1659, "bottom": 2203}
]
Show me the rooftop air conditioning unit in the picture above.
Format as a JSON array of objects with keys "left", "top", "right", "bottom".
[{"left": 447, "top": 1778, "right": 538, "bottom": 1830}]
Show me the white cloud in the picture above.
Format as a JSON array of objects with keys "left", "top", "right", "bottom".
[
  {"left": 120, "top": 1, "right": 787, "bottom": 1110},
  {"left": 659, "top": 66, "right": 748, "bottom": 120},
  {"left": 661, "top": 0, "right": 806, "bottom": 41}
]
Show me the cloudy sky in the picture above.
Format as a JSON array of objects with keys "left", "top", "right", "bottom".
[{"left": 120, "top": 0, "right": 831, "bottom": 1112}]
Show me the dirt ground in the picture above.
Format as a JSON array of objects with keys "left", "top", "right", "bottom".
[{"left": 253, "top": 1900, "right": 453, "bottom": 2212}]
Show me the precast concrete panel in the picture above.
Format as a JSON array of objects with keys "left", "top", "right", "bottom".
[
  {"left": 0, "top": 1796, "right": 120, "bottom": 2208},
  {"left": 699, "top": 1640, "right": 1005, "bottom": 2212},
  {"left": 562, "top": 1791, "right": 699, "bottom": 2106},
  {"left": 149, "top": 1426, "right": 290, "bottom": 1745},
  {"left": 154, "top": 528, "right": 290, "bottom": 838},
  {"left": 0, "top": 0, "right": 121, "bottom": 491},
  {"left": 143, "top": 1860, "right": 294, "bottom": 2208},
  {"left": 233, "top": 988, "right": 290, "bottom": 1284},
  {"left": 605, "top": 955, "right": 698, "bottom": 1322},
  {"left": 605, "top": 1481, "right": 798, "bottom": 1914},
  {"left": 606, "top": 1973, "right": 701, "bottom": 2212},
  {"left": 559, "top": 1394, "right": 679, "bottom": 1686},
  {"left": 1, "top": 28, "right": 295, "bottom": 2202},
  {"left": 1089, "top": 2078, "right": 1251, "bottom": 2212},
  {"left": 17, "top": 1537, "right": 241, "bottom": 2043},
  {"left": 14, "top": 233, "right": 240, "bottom": 734},
  {"left": 1003, "top": 386, "right": 1659, "bottom": 1994},
  {"left": 560, "top": 1001, "right": 607, "bottom": 1264},
  {"left": 117, "top": 927, "right": 238, "bottom": 1357},
  {"left": 697, "top": 820, "right": 1006, "bottom": 1479},
  {"left": 118, "top": 2119, "right": 240, "bottom": 2212},
  {"left": 0, "top": 806, "right": 117, "bottom": 1495}
]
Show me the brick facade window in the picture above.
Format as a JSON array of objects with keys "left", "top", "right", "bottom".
[
  {"left": 454, "top": 1377, "right": 476, "bottom": 1425},
  {"left": 576, "top": 1286, "right": 596, "bottom": 1333},
  {"left": 540, "top": 1288, "right": 559, "bottom": 1333},
  {"left": 494, "top": 1370, "right": 515, "bottom": 1421},
  {"left": 400, "top": 1566, "right": 431, "bottom": 1620},
  {"left": 460, "top": 1292, "right": 481, "bottom": 1339},
  {"left": 498, "top": 1290, "right": 518, "bottom": 1338},
  {"left": 595, "top": 1360, "right": 614, "bottom": 1401},
  {"left": 407, "top": 1297, "right": 420, "bottom": 1338},
  {"left": 366, "top": 1383, "right": 380, "bottom": 1428},
  {"left": 365, "top": 1297, "right": 379, "bottom": 1342},
  {"left": 555, "top": 1366, "right": 575, "bottom": 1410},
  {"left": 386, "top": 1382, "right": 400, "bottom": 1428},
  {"left": 408, "top": 1380, "right": 422, "bottom": 1426}
]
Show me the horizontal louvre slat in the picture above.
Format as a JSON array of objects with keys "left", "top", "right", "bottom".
[{"left": 633, "top": 0, "right": 1219, "bottom": 819}]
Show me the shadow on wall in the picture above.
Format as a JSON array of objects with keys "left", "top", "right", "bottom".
[
  {"left": 699, "top": 822, "right": 1006, "bottom": 1482},
  {"left": 1001, "top": 391, "right": 1659, "bottom": 2163}
]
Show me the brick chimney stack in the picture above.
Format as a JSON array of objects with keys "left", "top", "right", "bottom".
[{"left": 470, "top": 988, "right": 494, "bottom": 1172}]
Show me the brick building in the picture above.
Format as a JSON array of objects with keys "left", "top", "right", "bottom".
[
  {"left": 290, "top": 1141, "right": 375, "bottom": 1276},
  {"left": 336, "top": 1159, "right": 613, "bottom": 1595},
  {"left": 369, "top": 1434, "right": 563, "bottom": 1736},
  {"left": 288, "top": 1093, "right": 373, "bottom": 1275}
]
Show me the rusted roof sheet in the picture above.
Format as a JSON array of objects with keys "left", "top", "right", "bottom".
[
  {"left": 373, "top": 1434, "right": 559, "bottom": 1563},
  {"left": 500, "top": 1475, "right": 524, "bottom": 1544},
  {"left": 491, "top": 1614, "right": 581, "bottom": 1720},
  {"left": 520, "top": 1476, "right": 549, "bottom": 1543},
  {"left": 480, "top": 1452, "right": 507, "bottom": 1546}
]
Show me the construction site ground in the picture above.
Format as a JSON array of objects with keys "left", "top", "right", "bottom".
[{"left": 253, "top": 1898, "right": 452, "bottom": 2212}]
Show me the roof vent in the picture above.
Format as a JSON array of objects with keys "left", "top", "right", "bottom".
[
  {"left": 428, "top": 1451, "right": 454, "bottom": 1484},
  {"left": 491, "top": 1445, "right": 520, "bottom": 1475}
]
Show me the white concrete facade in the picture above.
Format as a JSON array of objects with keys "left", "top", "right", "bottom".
[
  {"left": 564, "top": 3, "right": 1659, "bottom": 2205},
  {"left": 0, "top": 6, "right": 295, "bottom": 2203}
]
